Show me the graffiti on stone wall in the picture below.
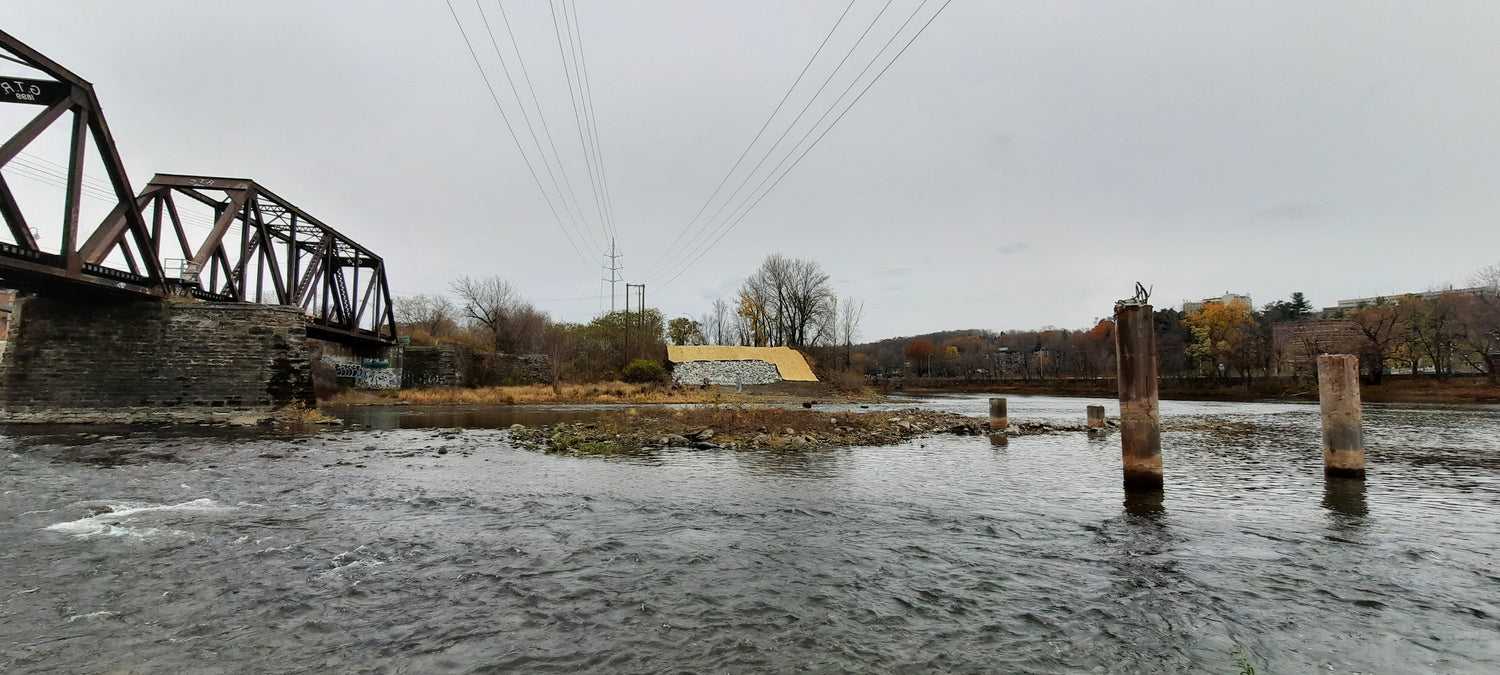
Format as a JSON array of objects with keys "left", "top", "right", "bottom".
[{"left": 324, "top": 357, "right": 401, "bottom": 390}]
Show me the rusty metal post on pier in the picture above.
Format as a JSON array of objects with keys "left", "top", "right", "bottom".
[
  {"left": 1115, "top": 299, "right": 1162, "bottom": 490},
  {"left": 988, "top": 397, "right": 1008, "bottom": 431},
  {"left": 1087, "top": 405, "right": 1107, "bottom": 429},
  {"left": 1317, "top": 354, "right": 1365, "bottom": 479}
]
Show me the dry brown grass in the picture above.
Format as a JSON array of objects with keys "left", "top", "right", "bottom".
[
  {"left": 657, "top": 404, "right": 888, "bottom": 434},
  {"left": 325, "top": 380, "right": 892, "bottom": 407},
  {"left": 388, "top": 382, "right": 741, "bottom": 406}
]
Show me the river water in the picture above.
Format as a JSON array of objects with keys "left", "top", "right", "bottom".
[{"left": 2, "top": 394, "right": 1497, "bottom": 673}]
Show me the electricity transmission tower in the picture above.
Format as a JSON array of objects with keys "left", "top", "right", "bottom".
[{"left": 604, "top": 238, "right": 623, "bottom": 313}]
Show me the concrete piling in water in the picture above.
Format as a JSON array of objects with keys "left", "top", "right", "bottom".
[
  {"left": 1114, "top": 300, "right": 1162, "bottom": 491},
  {"left": 988, "top": 397, "right": 1008, "bottom": 431},
  {"left": 1317, "top": 354, "right": 1365, "bottom": 479},
  {"left": 1087, "top": 405, "right": 1107, "bottom": 429}
]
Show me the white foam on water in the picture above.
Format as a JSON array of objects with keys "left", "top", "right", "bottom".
[
  {"left": 44, "top": 498, "right": 232, "bottom": 538},
  {"left": 65, "top": 610, "right": 117, "bottom": 623}
]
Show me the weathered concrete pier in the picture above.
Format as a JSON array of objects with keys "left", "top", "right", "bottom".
[
  {"left": 1114, "top": 298, "right": 1162, "bottom": 490},
  {"left": 1317, "top": 354, "right": 1366, "bottom": 479},
  {"left": 1087, "top": 405, "right": 1107, "bottom": 429},
  {"left": 989, "top": 397, "right": 1008, "bottom": 430}
]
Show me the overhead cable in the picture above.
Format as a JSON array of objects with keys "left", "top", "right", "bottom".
[
  {"left": 475, "top": 0, "right": 602, "bottom": 259},
  {"left": 641, "top": 0, "right": 897, "bottom": 284},
  {"left": 654, "top": 0, "right": 954, "bottom": 290},
  {"left": 444, "top": 0, "right": 600, "bottom": 273}
]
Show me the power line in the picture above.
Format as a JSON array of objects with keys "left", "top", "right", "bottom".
[
  {"left": 640, "top": 0, "right": 886, "bottom": 283},
  {"left": 493, "top": 0, "right": 614, "bottom": 252},
  {"left": 649, "top": 0, "right": 941, "bottom": 286},
  {"left": 564, "top": 0, "right": 618, "bottom": 244},
  {"left": 2, "top": 159, "right": 221, "bottom": 234},
  {"left": 474, "top": 0, "right": 601, "bottom": 260},
  {"left": 654, "top": 0, "right": 954, "bottom": 290},
  {"left": 445, "top": 0, "right": 599, "bottom": 274},
  {"left": 6, "top": 152, "right": 224, "bottom": 232},
  {"left": 549, "top": 0, "right": 615, "bottom": 252}
]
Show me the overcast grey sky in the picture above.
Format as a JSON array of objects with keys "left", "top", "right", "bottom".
[{"left": 6, "top": 1, "right": 1500, "bottom": 340}]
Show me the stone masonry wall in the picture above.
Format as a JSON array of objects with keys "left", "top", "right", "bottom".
[
  {"left": 402, "top": 345, "right": 551, "bottom": 388},
  {"left": 1, "top": 296, "right": 313, "bottom": 420},
  {"left": 403, "top": 345, "right": 464, "bottom": 388},
  {"left": 672, "top": 359, "right": 782, "bottom": 386}
]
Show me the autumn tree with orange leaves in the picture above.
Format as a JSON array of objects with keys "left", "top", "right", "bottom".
[{"left": 905, "top": 338, "right": 936, "bottom": 374}]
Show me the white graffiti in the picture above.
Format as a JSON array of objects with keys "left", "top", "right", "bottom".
[
  {"left": 360, "top": 369, "right": 400, "bottom": 389},
  {"left": 324, "top": 358, "right": 400, "bottom": 390}
]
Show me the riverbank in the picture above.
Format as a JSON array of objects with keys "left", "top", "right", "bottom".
[
  {"left": 892, "top": 374, "right": 1500, "bottom": 404},
  {"left": 329, "top": 381, "right": 891, "bottom": 407}
]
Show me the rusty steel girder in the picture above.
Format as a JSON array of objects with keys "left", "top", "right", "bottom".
[
  {"left": 0, "top": 27, "right": 165, "bottom": 297},
  {"left": 82, "top": 174, "right": 398, "bottom": 345},
  {"left": 0, "top": 30, "right": 396, "bottom": 345}
]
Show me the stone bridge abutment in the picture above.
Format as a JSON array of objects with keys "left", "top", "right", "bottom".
[{"left": 0, "top": 295, "right": 315, "bottom": 422}]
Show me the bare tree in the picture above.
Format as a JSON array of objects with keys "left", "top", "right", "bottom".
[
  {"left": 393, "top": 293, "right": 455, "bottom": 340},
  {"left": 1344, "top": 299, "right": 1401, "bottom": 383},
  {"left": 839, "top": 296, "right": 866, "bottom": 347},
  {"left": 740, "top": 254, "right": 836, "bottom": 347},
  {"left": 540, "top": 323, "right": 574, "bottom": 392},
  {"left": 709, "top": 297, "right": 730, "bottom": 345},
  {"left": 449, "top": 275, "right": 548, "bottom": 353}
]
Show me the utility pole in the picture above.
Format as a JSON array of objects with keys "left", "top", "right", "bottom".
[
  {"left": 604, "top": 238, "right": 623, "bottom": 313},
  {"left": 624, "top": 283, "right": 645, "bottom": 361}
]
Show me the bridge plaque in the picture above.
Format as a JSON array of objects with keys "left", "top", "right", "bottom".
[{"left": 0, "top": 77, "right": 70, "bottom": 106}]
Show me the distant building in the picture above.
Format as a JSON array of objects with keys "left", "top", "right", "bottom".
[
  {"left": 1182, "top": 292, "right": 1252, "bottom": 314},
  {"left": 1331, "top": 286, "right": 1488, "bottom": 312},
  {"left": 1272, "top": 319, "right": 1364, "bottom": 375}
]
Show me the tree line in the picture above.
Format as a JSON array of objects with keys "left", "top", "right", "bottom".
[
  {"left": 670, "top": 254, "right": 864, "bottom": 353},
  {"left": 392, "top": 253, "right": 864, "bottom": 385},
  {"left": 394, "top": 275, "right": 666, "bottom": 384},
  {"left": 849, "top": 263, "right": 1500, "bottom": 384}
]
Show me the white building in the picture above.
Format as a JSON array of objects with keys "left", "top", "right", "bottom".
[{"left": 1182, "top": 292, "right": 1252, "bottom": 314}]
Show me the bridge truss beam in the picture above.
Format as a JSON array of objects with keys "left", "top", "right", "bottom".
[
  {"left": 0, "top": 30, "right": 396, "bottom": 346},
  {"left": 0, "top": 28, "right": 165, "bottom": 297},
  {"left": 83, "top": 174, "right": 397, "bottom": 345}
]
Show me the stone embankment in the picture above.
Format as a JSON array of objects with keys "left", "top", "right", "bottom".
[
  {"left": 670, "top": 360, "right": 783, "bottom": 386},
  {"left": 505, "top": 406, "right": 1116, "bottom": 455}
]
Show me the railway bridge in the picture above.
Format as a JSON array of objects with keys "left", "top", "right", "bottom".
[{"left": 0, "top": 30, "right": 398, "bottom": 421}]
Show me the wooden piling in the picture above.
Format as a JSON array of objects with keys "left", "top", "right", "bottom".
[
  {"left": 1087, "top": 405, "right": 1107, "bottom": 429},
  {"left": 1317, "top": 354, "right": 1365, "bottom": 479},
  {"left": 1114, "top": 302, "right": 1162, "bottom": 490},
  {"left": 988, "top": 397, "right": 1007, "bottom": 431}
]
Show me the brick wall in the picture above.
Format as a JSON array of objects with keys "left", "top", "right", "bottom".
[{"left": 0, "top": 296, "right": 313, "bottom": 415}]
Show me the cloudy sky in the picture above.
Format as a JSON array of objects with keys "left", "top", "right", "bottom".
[{"left": 6, "top": 1, "right": 1499, "bottom": 340}]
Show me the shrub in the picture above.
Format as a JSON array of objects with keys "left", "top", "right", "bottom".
[
  {"left": 827, "top": 368, "right": 868, "bottom": 393},
  {"left": 620, "top": 358, "right": 667, "bottom": 383}
]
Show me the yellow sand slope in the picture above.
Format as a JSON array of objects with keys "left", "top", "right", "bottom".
[{"left": 665, "top": 345, "right": 819, "bottom": 382}]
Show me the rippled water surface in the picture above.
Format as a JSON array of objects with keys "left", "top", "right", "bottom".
[{"left": 3, "top": 395, "right": 1498, "bottom": 673}]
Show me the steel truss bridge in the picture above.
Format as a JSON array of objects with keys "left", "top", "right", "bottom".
[{"left": 0, "top": 29, "right": 395, "bottom": 346}]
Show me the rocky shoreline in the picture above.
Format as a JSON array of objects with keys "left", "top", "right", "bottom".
[{"left": 505, "top": 406, "right": 1118, "bottom": 455}]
